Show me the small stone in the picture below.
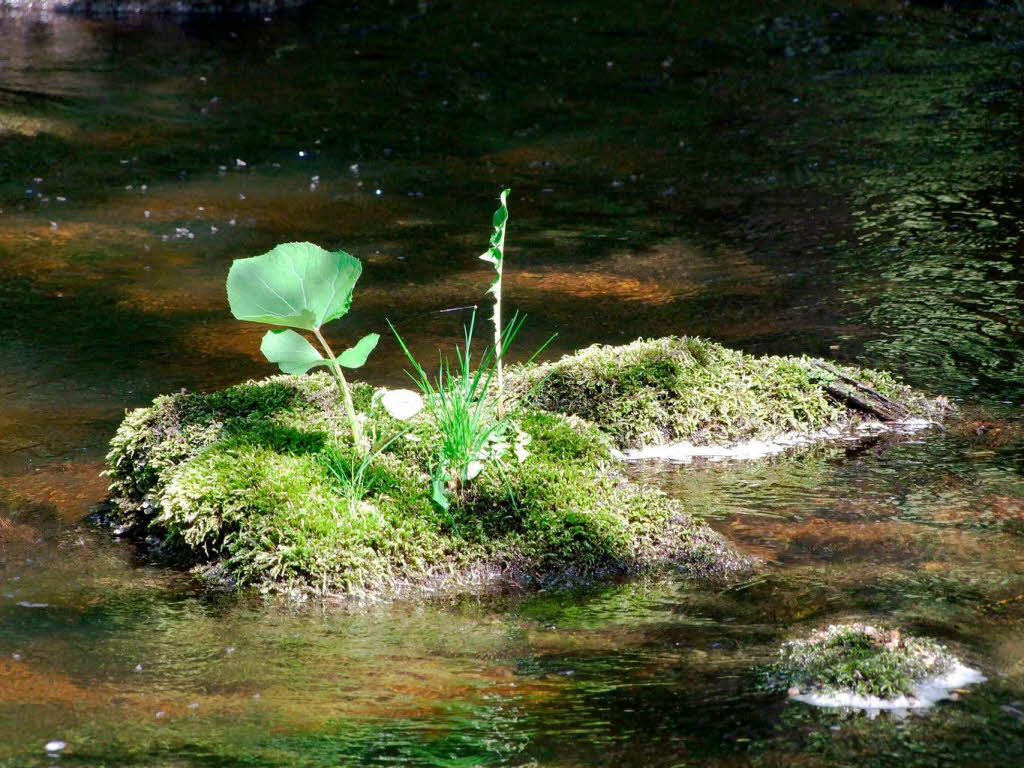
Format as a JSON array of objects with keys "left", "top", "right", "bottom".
[{"left": 379, "top": 389, "right": 424, "bottom": 421}]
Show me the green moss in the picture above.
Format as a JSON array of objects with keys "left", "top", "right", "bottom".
[
  {"left": 771, "top": 623, "right": 957, "bottom": 699},
  {"left": 508, "top": 336, "right": 940, "bottom": 449},
  {"left": 104, "top": 371, "right": 747, "bottom": 597}
]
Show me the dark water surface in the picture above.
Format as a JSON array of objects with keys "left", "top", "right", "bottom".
[{"left": 1, "top": 1, "right": 1023, "bottom": 765}]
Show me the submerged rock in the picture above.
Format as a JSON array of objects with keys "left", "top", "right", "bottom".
[{"left": 771, "top": 623, "right": 984, "bottom": 713}]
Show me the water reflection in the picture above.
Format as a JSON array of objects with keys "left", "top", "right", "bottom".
[{"left": 0, "top": 0, "right": 1023, "bottom": 765}]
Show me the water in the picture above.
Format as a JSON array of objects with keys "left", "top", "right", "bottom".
[{"left": 1, "top": 1, "right": 1023, "bottom": 764}]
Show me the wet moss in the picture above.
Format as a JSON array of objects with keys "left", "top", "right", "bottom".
[
  {"left": 771, "top": 623, "right": 956, "bottom": 700},
  {"left": 104, "top": 371, "right": 748, "bottom": 598},
  {"left": 508, "top": 336, "right": 941, "bottom": 449}
]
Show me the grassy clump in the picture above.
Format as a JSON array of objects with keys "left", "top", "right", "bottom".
[
  {"left": 104, "top": 372, "right": 746, "bottom": 597},
  {"left": 772, "top": 624, "right": 957, "bottom": 699},
  {"left": 509, "top": 336, "right": 939, "bottom": 449}
]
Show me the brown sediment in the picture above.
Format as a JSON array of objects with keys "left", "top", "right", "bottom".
[
  {"left": 0, "top": 658, "right": 94, "bottom": 706},
  {"left": 0, "top": 515, "right": 36, "bottom": 545},
  {"left": 1, "top": 462, "right": 108, "bottom": 522},
  {"left": 720, "top": 513, "right": 1024, "bottom": 570}
]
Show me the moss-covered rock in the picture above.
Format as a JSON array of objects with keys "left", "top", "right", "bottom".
[
  {"left": 508, "top": 336, "right": 943, "bottom": 450},
  {"left": 104, "top": 371, "right": 748, "bottom": 598},
  {"left": 771, "top": 623, "right": 959, "bottom": 701},
  {"left": 103, "top": 336, "right": 945, "bottom": 597}
]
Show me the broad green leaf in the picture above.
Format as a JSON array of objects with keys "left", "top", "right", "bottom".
[
  {"left": 337, "top": 333, "right": 380, "bottom": 368},
  {"left": 260, "top": 329, "right": 330, "bottom": 374},
  {"left": 227, "top": 242, "right": 362, "bottom": 330}
]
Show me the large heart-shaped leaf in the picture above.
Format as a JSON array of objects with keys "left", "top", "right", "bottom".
[
  {"left": 260, "top": 329, "right": 330, "bottom": 375},
  {"left": 337, "top": 333, "right": 380, "bottom": 368},
  {"left": 227, "top": 242, "right": 362, "bottom": 330}
]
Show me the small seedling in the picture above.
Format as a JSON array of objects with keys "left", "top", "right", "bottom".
[{"left": 227, "top": 241, "right": 378, "bottom": 448}]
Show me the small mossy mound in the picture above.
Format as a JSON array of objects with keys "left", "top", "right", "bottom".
[
  {"left": 508, "top": 336, "right": 940, "bottom": 449},
  {"left": 772, "top": 624, "right": 957, "bottom": 700},
  {"left": 104, "top": 372, "right": 747, "bottom": 598}
]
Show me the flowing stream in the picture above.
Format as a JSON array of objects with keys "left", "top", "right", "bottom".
[{"left": 1, "top": 1, "right": 1023, "bottom": 765}]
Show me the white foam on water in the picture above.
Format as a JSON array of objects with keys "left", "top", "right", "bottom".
[
  {"left": 790, "top": 662, "right": 986, "bottom": 714},
  {"left": 617, "top": 419, "right": 936, "bottom": 464}
]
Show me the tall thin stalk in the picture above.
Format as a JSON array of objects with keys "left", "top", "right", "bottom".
[{"left": 480, "top": 188, "right": 511, "bottom": 419}]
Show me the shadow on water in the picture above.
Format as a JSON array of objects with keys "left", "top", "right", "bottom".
[{"left": 1, "top": 0, "right": 1023, "bottom": 764}]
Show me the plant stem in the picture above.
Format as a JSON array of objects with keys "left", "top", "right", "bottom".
[
  {"left": 494, "top": 214, "right": 506, "bottom": 420},
  {"left": 313, "top": 326, "right": 362, "bottom": 448}
]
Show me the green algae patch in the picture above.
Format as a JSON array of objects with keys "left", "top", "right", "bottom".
[
  {"left": 508, "top": 336, "right": 942, "bottom": 450},
  {"left": 771, "top": 624, "right": 960, "bottom": 702},
  {"left": 104, "top": 372, "right": 748, "bottom": 598}
]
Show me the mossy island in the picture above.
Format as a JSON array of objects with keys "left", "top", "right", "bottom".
[
  {"left": 770, "top": 623, "right": 984, "bottom": 711},
  {"left": 103, "top": 335, "right": 945, "bottom": 600}
]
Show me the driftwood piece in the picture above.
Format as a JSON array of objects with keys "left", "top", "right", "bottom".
[{"left": 813, "top": 362, "right": 913, "bottom": 422}]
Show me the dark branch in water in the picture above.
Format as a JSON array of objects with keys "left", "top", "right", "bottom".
[{"left": 815, "top": 362, "right": 913, "bottom": 422}]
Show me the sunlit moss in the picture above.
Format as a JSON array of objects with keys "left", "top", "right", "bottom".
[
  {"left": 771, "top": 623, "right": 956, "bottom": 699},
  {"left": 105, "top": 369, "right": 747, "bottom": 597},
  {"left": 509, "top": 336, "right": 939, "bottom": 449}
]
